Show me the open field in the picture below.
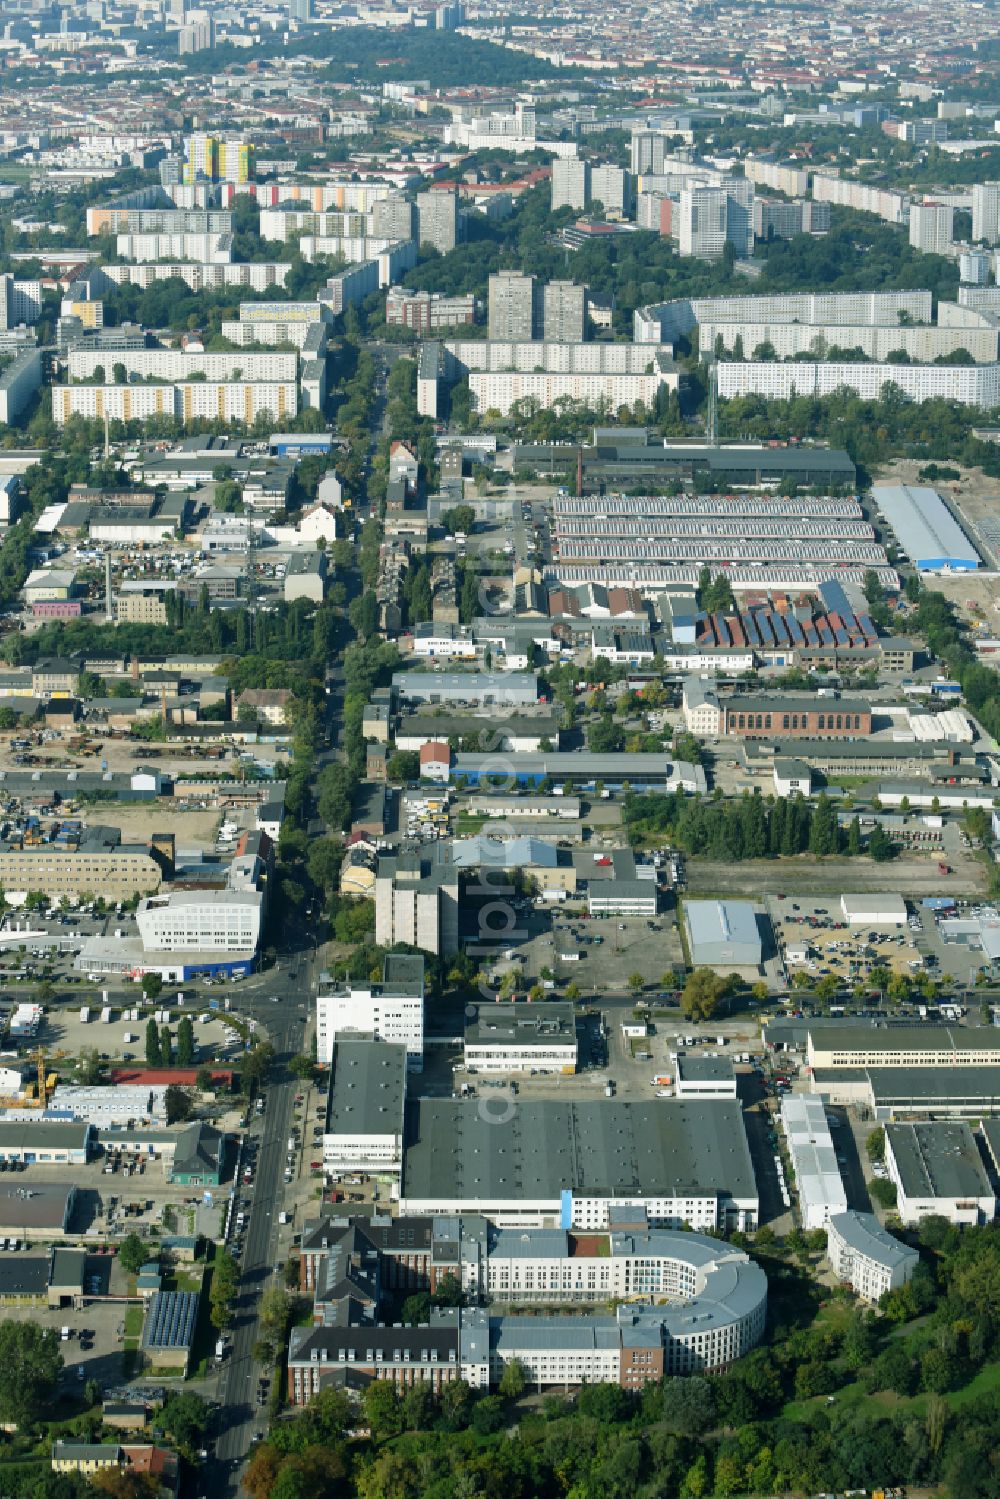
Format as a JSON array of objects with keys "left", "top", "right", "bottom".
[
  {"left": 76, "top": 802, "right": 226, "bottom": 845},
  {"left": 686, "top": 850, "right": 986, "bottom": 898}
]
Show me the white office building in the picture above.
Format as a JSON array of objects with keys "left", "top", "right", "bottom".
[
  {"left": 463, "top": 1001, "right": 578, "bottom": 1074},
  {"left": 552, "top": 157, "right": 588, "bottom": 212},
  {"left": 678, "top": 181, "right": 753, "bottom": 259},
  {"left": 971, "top": 182, "right": 1000, "bottom": 245},
  {"left": 827, "top": 1210, "right": 919, "bottom": 1302},
  {"left": 316, "top": 955, "right": 425, "bottom": 1070},
  {"left": 715, "top": 359, "right": 1000, "bottom": 410},
  {"left": 136, "top": 889, "right": 263, "bottom": 953},
  {"left": 674, "top": 1054, "right": 738, "bottom": 1099}
]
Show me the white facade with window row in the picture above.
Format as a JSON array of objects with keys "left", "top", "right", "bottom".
[{"left": 827, "top": 1211, "right": 919, "bottom": 1302}]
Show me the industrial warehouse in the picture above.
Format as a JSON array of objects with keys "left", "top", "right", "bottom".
[
  {"left": 871, "top": 483, "right": 981, "bottom": 573},
  {"left": 392, "top": 1095, "right": 760, "bottom": 1232},
  {"left": 547, "top": 489, "right": 898, "bottom": 591}
]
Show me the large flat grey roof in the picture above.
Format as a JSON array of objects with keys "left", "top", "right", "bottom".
[
  {"left": 676, "top": 1054, "right": 736, "bottom": 1082},
  {"left": 685, "top": 899, "right": 762, "bottom": 960},
  {"left": 873, "top": 484, "right": 979, "bottom": 569},
  {"left": 809, "top": 1024, "right": 1000, "bottom": 1054},
  {"left": 0, "top": 1121, "right": 91, "bottom": 1150},
  {"left": 465, "top": 1002, "right": 576, "bottom": 1048},
  {"left": 327, "top": 1039, "right": 407, "bottom": 1136},
  {"left": 402, "top": 1098, "right": 756, "bottom": 1204},
  {"left": 886, "top": 1121, "right": 992, "bottom": 1201}
]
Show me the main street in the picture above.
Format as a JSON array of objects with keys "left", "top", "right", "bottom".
[{"left": 206, "top": 928, "right": 319, "bottom": 1497}]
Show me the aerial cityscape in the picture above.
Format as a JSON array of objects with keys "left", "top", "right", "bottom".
[{"left": 0, "top": 2, "right": 997, "bottom": 1497}]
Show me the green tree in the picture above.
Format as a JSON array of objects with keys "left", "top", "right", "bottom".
[
  {"left": 159, "top": 1391, "right": 210, "bottom": 1452},
  {"left": 869, "top": 1177, "right": 898, "bottom": 1208},
  {"left": 242, "top": 1041, "right": 276, "bottom": 1092},
  {"left": 361, "top": 1379, "right": 403, "bottom": 1440},
  {"left": 868, "top": 824, "right": 895, "bottom": 862},
  {"left": 176, "top": 1016, "right": 195, "bottom": 1067},
  {"left": 401, "top": 1292, "right": 431, "bottom": 1325},
  {"left": 165, "top": 1084, "right": 194, "bottom": 1125},
  {"left": 160, "top": 1024, "right": 173, "bottom": 1066},
  {"left": 118, "top": 1232, "right": 148, "bottom": 1275},
  {"left": 0, "top": 1321, "right": 62, "bottom": 1425},
  {"left": 141, "top": 972, "right": 163, "bottom": 1001},
  {"left": 498, "top": 1357, "right": 528, "bottom": 1399},
  {"left": 77, "top": 1045, "right": 102, "bottom": 1085},
  {"left": 661, "top": 1374, "right": 715, "bottom": 1434},
  {"left": 681, "top": 967, "right": 728, "bottom": 1021},
  {"left": 144, "top": 1017, "right": 161, "bottom": 1067},
  {"left": 386, "top": 750, "right": 420, "bottom": 782},
  {"left": 867, "top": 1126, "right": 886, "bottom": 1162}
]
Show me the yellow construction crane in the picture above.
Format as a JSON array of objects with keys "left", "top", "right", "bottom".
[
  {"left": 28, "top": 1047, "right": 67, "bottom": 1108},
  {"left": 0, "top": 1048, "right": 67, "bottom": 1111}
]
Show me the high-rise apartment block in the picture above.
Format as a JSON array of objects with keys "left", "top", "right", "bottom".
[
  {"left": 178, "top": 10, "right": 214, "bottom": 52},
  {"left": 417, "top": 189, "right": 459, "bottom": 254},
  {"left": 631, "top": 130, "right": 669, "bottom": 175},
  {"left": 488, "top": 271, "right": 537, "bottom": 341},
  {"left": 678, "top": 182, "right": 754, "bottom": 260},
  {"left": 184, "top": 134, "right": 255, "bottom": 185},
  {"left": 590, "top": 165, "right": 631, "bottom": 218},
  {"left": 971, "top": 183, "right": 1000, "bottom": 245},
  {"left": 909, "top": 201, "right": 954, "bottom": 255},
  {"left": 543, "top": 280, "right": 586, "bottom": 342},
  {"left": 372, "top": 194, "right": 416, "bottom": 241},
  {"left": 552, "top": 158, "right": 588, "bottom": 212}
]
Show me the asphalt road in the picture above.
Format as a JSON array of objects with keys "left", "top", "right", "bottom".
[{"left": 209, "top": 944, "right": 316, "bottom": 1496}]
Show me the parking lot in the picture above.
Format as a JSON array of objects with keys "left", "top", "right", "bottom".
[
  {"left": 766, "top": 893, "right": 929, "bottom": 985},
  {"left": 0, "top": 1267, "right": 140, "bottom": 1391},
  {"left": 514, "top": 907, "right": 686, "bottom": 997}
]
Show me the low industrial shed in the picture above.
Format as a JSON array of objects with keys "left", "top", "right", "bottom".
[
  {"left": 872, "top": 484, "right": 980, "bottom": 573},
  {"left": 840, "top": 893, "right": 907, "bottom": 926},
  {"left": 684, "top": 900, "right": 763, "bottom": 968}
]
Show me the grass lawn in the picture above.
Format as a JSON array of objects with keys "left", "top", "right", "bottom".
[
  {"left": 781, "top": 1355, "right": 1000, "bottom": 1424},
  {"left": 945, "top": 1359, "right": 1000, "bottom": 1408},
  {"left": 124, "top": 1304, "right": 144, "bottom": 1339}
]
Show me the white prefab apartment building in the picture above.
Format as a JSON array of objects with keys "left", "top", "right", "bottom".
[
  {"left": 884, "top": 1120, "right": 996, "bottom": 1226},
  {"left": 323, "top": 1039, "right": 407, "bottom": 1179},
  {"left": 53, "top": 382, "right": 297, "bottom": 427},
  {"left": 316, "top": 954, "right": 425, "bottom": 1070},
  {"left": 780, "top": 1095, "right": 847, "bottom": 1230},
  {"left": 827, "top": 1210, "right": 919, "bottom": 1302}
]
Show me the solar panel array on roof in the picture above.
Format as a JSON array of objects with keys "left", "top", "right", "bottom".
[{"left": 141, "top": 1291, "right": 198, "bottom": 1349}]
